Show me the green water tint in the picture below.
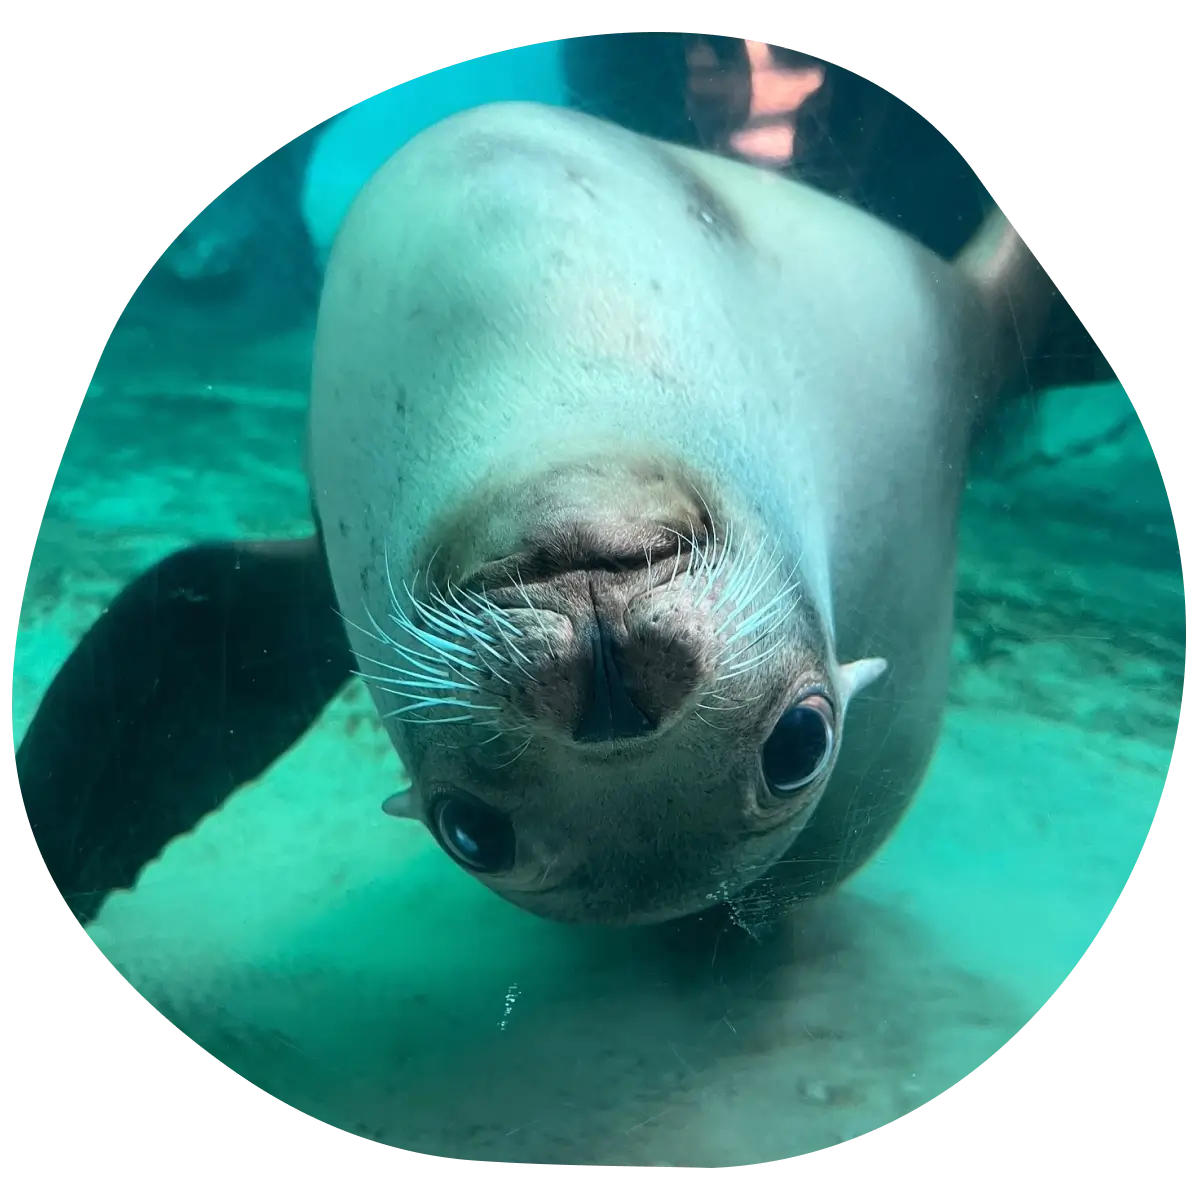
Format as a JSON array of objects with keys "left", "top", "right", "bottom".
[
  {"left": 13, "top": 355, "right": 1180, "bottom": 1164},
  {"left": 9, "top": 26, "right": 1182, "bottom": 1168}
]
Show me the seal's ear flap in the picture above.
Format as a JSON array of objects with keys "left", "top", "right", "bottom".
[
  {"left": 835, "top": 657, "right": 888, "bottom": 708},
  {"left": 382, "top": 785, "right": 419, "bottom": 821}
]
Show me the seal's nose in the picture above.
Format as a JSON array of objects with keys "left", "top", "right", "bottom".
[{"left": 574, "top": 623, "right": 656, "bottom": 743}]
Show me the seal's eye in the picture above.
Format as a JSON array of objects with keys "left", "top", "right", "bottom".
[
  {"left": 762, "top": 693, "right": 835, "bottom": 798},
  {"left": 433, "top": 791, "right": 515, "bottom": 874}
]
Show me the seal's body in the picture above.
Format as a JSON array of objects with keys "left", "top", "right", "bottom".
[
  {"left": 19, "top": 102, "right": 1054, "bottom": 928},
  {"left": 308, "top": 103, "right": 1045, "bottom": 925}
]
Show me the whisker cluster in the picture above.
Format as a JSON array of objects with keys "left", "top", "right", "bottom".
[
  {"left": 340, "top": 545, "right": 532, "bottom": 736},
  {"left": 676, "top": 515, "right": 804, "bottom": 709},
  {"left": 340, "top": 506, "right": 803, "bottom": 740}
]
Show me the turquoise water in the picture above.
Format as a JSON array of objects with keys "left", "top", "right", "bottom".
[{"left": 11, "top": 37, "right": 1183, "bottom": 1167}]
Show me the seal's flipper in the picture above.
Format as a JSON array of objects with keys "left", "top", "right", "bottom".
[
  {"left": 1021, "top": 292, "right": 1114, "bottom": 392},
  {"left": 954, "top": 207, "right": 1113, "bottom": 399},
  {"left": 16, "top": 535, "right": 354, "bottom": 924}
]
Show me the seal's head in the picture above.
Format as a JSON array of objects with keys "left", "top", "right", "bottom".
[{"left": 361, "top": 447, "right": 885, "bottom": 927}]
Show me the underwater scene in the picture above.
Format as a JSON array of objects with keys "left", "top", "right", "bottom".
[{"left": 11, "top": 34, "right": 1184, "bottom": 1167}]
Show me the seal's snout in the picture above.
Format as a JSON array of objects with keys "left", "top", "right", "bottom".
[{"left": 575, "top": 623, "right": 656, "bottom": 743}]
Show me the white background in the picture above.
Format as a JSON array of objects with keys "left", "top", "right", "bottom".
[{"left": 2, "top": 1, "right": 1194, "bottom": 1195}]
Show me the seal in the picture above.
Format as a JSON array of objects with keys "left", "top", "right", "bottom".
[
  {"left": 306, "top": 101, "right": 1054, "bottom": 926},
  {"left": 18, "top": 102, "right": 1055, "bottom": 928}
]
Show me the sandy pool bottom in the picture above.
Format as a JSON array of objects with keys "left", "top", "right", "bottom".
[{"left": 12, "top": 379, "right": 1179, "bottom": 1166}]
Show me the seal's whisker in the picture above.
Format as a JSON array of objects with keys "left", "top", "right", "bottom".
[
  {"left": 693, "top": 534, "right": 729, "bottom": 605},
  {"left": 508, "top": 567, "right": 557, "bottom": 655},
  {"left": 366, "top": 603, "right": 415, "bottom": 653},
  {"left": 350, "top": 649, "right": 468, "bottom": 683},
  {"left": 725, "top": 588, "right": 801, "bottom": 655},
  {"left": 381, "top": 694, "right": 500, "bottom": 715},
  {"left": 390, "top": 631, "right": 478, "bottom": 675},
  {"left": 475, "top": 712, "right": 532, "bottom": 747},
  {"left": 402, "top": 579, "right": 496, "bottom": 647},
  {"left": 713, "top": 520, "right": 738, "bottom": 579},
  {"left": 725, "top": 582, "right": 803, "bottom": 647},
  {"left": 382, "top": 609, "right": 487, "bottom": 683},
  {"left": 495, "top": 732, "right": 535, "bottom": 769},
  {"left": 388, "top": 713, "right": 477, "bottom": 726},
  {"left": 469, "top": 707, "right": 525, "bottom": 744},
  {"left": 426, "top": 600, "right": 502, "bottom": 649},
  {"left": 726, "top": 610, "right": 792, "bottom": 655},
  {"left": 392, "top": 642, "right": 485, "bottom": 685},
  {"left": 674, "top": 527, "right": 704, "bottom": 587},
  {"left": 462, "top": 629, "right": 513, "bottom": 669},
  {"left": 340, "top": 612, "right": 403, "bottom": 652},
  {"left": 383, "top": 542, "right": 412, "bottom": 628},
  {"left": 437, "top": 583, "right": 488, "bottom": 625},
  {"left": 410, "top": 590, "right": 523, "bottom": 696},
  {"left": 381, "top": 705, "right": 472, "bottom": 723},
  {"left": 691, "top": 573, "right": 716, "bottom": 609},
  {"left": 479, "top": 605, "right": 538, "bottom": 675},
  {"left": 433, "top": 587, "right": 513, "bottom": 657},
  {"left": 354, "top": 627, "right": 486, "bottom": 696},
  {"left": 700, "top": 532, "right": 739, "bottom": 604},
  {"left": 463, "top": 652, "right": 516, "bottom": 691},
  {"left": 696, "top": 690, "right": 766, "bottom": 712},
  {"left": 387, "top": 597, "right": 464, "bottom": 647},
  {"left": 352, "top": 669, "right": 478, "bottom": 693},
  {"left": 388, "top": 611, "right": 479, "bottom": 672},
  {"left": 668, "top": 530, "right": 685, "bottom": 586},
  {"left": 358, "top": 568, "right": 524, "bottom": 708},
  {"left": 725, "top": 594, "right": 798, "bottom": 646},
  {"left": 691, "top": 517, "right": 714, "bottom": 579},
  {"left": 689, "top": 534, "right": 713, "bottom": 581},
  {"left": 717, "top": 626, "right": 791, "bottom": 676},
  {"left": 701, "top": 668, "right": 764, "bottom": 703},
  {"left": 433, "top": 604, "right": 515, "bottom": 667},
  {"left": 709, "top": 531, "right": 727, "bottom": 580},
  {"left": 359, "top": 602, "right": 424, "bottom": 655},
  {"left": 691, "top": 487, "right": 717, "bottom": 546},
  {"left": 474, "top": 589, "right": 531, "bottom": 648},
  {"left": 450, "top": 582, "right": 524, "bottom": 637},
  {"left": 715, "top": 529, "right": 768, "bottom": 617},
  {"left": 715, "top": 550, "right": 783, "bottom": 636},
  {"left": 466, "top": 622, "right": 522, "bottom": 672},
  {"left": 421, "top": 549, "right": 440, "bottom": 598},
  {"left": 715, "top": 642, "right": 786, "bottom": 682},
  {"left": 718, "top": 644, "right": 782, "bottom": 682}
]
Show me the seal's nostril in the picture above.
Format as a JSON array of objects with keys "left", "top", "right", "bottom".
[{"left": 574, "top": 624, "right": 656, "bottom": 743}]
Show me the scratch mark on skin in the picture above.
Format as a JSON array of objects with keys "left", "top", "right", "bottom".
[
  {"left": 505, "top": 1120, "right": 541, "bottom": 1137},
  {"left": 626, "top": 1109, "right": 671, "bottom": 1135},
  {"left": 670, "top": 1042, "right": 698, "bottom": 1075},
  {"left": 710, "top": 928, "right": 724, "bottom": 971}
]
